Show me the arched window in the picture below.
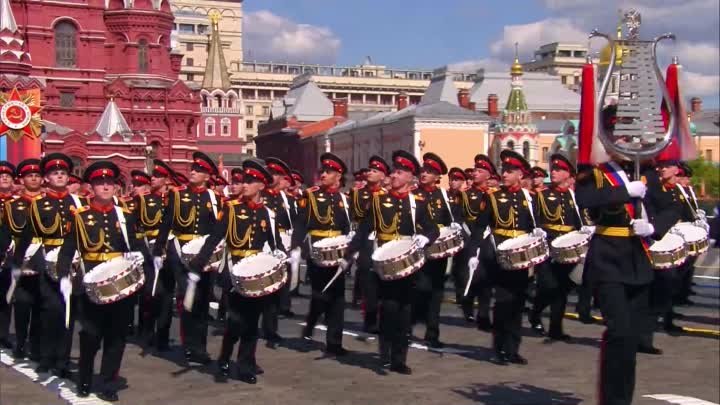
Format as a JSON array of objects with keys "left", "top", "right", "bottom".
[
  {"left": 138, "top": 39, "right": 148, "bottom": 73},
  {"left": 523, "top": 141, "right": 530, "bottom": 160},
  {"left": 215, "top": 95, "right": 223, "bottom": 108},
  {"left": 55, "top": 22, "right": 77, "bottom": 67},
  {"left": 220, "top": 118, "right": 231, "bottom": 136},
  {"left": 205, "top": 117, "right": 215, "bottom": 136},
  {"left": 506, "top": 140, "right": 514, "bottom": 151}
]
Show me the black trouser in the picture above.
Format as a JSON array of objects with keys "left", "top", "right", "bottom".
[
  {"left": 261, "top": 288, "right": 280, "bottom": 338},
  {"left": 170, "top": 245, "right": 211, "bottom": 354},
  {"left": 305, "top": 262, "right": 345, "bottom": 347},
  {"left": 77, "top": 294, "right": 134, "bottom": 389},
  {"left": 141, "top": 260, "right": 175, "bottom": 348},
  {"left": 531, "top": 260, "right": 575, "bottom": 336},
  {"left": 0, "top": 266, "right": 12, "bottom": 343},
  {"left": 361, "top": 266, "right": 380, "bottom": 331},
  {"left": 36, "top": 274, "right": 69, "bottom": 370},
  {"left": 640, "top": 268, "right": 677, "bottom": 347},
  {"left": 576, "top": 280, "right": 594, "bottom": 317},
  {"left": 379, "top": 276, "right": 413, "bottom": 367},
  {"left": 491, "top": 269, "right": 530, "bottom": 356},
  {"left": 13, "top": 274, "right": 42, "bottom": 356},
  {"left": 676, "top": 258, "right": 696, "bottom": 303},
  {"left": 218, "top": 293, "right": 269, "bottom": 373},
  {"left": 462, "top": 252, "right": 493, "bottom": 324},
  {"left": 277, "top": 269, "right": 292, "bottom": 314},
  {"left": 596, "top": 282, "right": 651, "bottom": 405},
  {"left": 413, "top": 257, "right": 447, "bottom": 342}
]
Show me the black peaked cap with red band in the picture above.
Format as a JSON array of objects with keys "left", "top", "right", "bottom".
[
  {"left": 130, "top": 170, "right": 151, "bottom": 186},
  {"left": 265, "top": 157, "right": 291, "bottom": 177},
  {"left": 174, "top": 172, "right": 189, "bottom": 186},
  {"left": 368, "top": 155, "right": 390, "bottom": 175},
  {"left": 231, "top": 167, "right": 244, "bottom": 183},
  {"left": 215, "top": 176, "right": 229, "bottom": 187},
  {"left": 68, "top": 174, "right": 82, "bottom": 185},
  {"left": 16, "top": 159, "right": 42, "bottom": 178},
  {"left": 531, "top": 166, "right": 548, "bottom": 179},
  {"left": 83, "top": 161, "right": 120, "bottom": 183},
  {"left": 449, "top": 167, "right": 466, "bottom": 181},
  {"left": 549, "top": 154, "right": 576, "bottom": 176},
  {"left": 291, "top": 169, "right": 305, "bottom": 185},
  {"left": 391, "top": 150, "right": 420, "bottom": 176},
  {"left": 0, "top": 161, "right": 16, "bottom": 176},
  {"left": 353, "top": 168, "right": 369, "bottom": 180},
  {"left": 41, "top": 153, "right": 73, "bottom": 176},
  {"left": 474, "top": 154, "right": 497, "bottom": 174},
  {"left": 191, "top": 151, "right": 218, "bottom": 176},
  {"left": 422, "top": 152, "right": 448, "bottom": 175},
  {"left": 152, "top": 159, "right": 174, "bottom": 178},
  {"left": 679, "top": 162, "right": 692, "bottom": 178},
  {"left": 320, "top": 152, "right": 348, "bottom": 175},
  {"left": 242, "top": 160, "right": 273, "bottom": 185},
  {"left": 500, "top": 149, "right": 531, "bottom": 176}
]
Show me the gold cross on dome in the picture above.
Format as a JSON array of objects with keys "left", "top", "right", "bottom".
[{"left": 209, "top": 10, "right": 221, "bottom": 26}]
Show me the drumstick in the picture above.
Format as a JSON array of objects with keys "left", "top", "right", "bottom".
[
  {"left": 322, "top": 267, "right": 344, "bottom": 293},
  {"left": 463, "top": 248, "right": 480, "bottom": 297},
  {"left": 5, "top": 277, "right": 17, "bottom": 304},
  {"left": 64, "top": 291, "right": 71, "bottom": 329},
  {"left": 183, "top": 280, "right": 197, "bottom": 312},
  {"left": 151, "top": 266, "right": 160, "bottom": 297}
]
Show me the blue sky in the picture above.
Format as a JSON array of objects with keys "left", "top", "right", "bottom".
[{"left": 243, "top": 0, "right": 719, "bottom": 105}]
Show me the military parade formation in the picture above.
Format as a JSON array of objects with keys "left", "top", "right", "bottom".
[{"left": 0, "top": 141, "right": 714, "bottom": 405}]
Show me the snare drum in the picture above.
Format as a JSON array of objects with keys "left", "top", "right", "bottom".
[
  {"left": 550, "top": 231, "right": 591, "bottom": 264},
  {"left": 672, "top": 222, "right": 709, "bottom": 257},
  {"left": 311, "top": 235, "right": 350, "bottom": 267},
  {"left": 496, "top": 235, "right": 550, "bottom": 270},
  {"left": 83, "top": 256, "right": 145, "bottom": 305},
  {"left": 649, "top": 233, "right": 687, "bottom": 270},
  {"left": 372, "top": 238, "right": 425, "bottom": 281},
  {"left": 426, "top": 227, "right": 464, "bottom": 260},
  {"left": 19, "top": 243, "right": 43, "bottom": 276},
  {"left": 230, "top": 252, "right": 288, "bottom": 298},
  {"left": 181, "top": 236, "right": 224, "bottom": 272},
  {"left": 44, "top": 247, "right": 80, "bottom": 282}
]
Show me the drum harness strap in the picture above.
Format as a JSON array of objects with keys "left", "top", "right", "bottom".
[
  {"left": 280, "top": 191, "right": 293, "bottom": 231},
  {"left": 439, "top": 188, "right": 457, "bottom": 274},
  {"left": 675, "top": 184, "right": 699, "bottom": 219},
  {"left": 568, "top": 189, "right": 584, "bottom": 225}
]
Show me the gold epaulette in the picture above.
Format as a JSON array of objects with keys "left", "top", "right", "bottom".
[
  {"left": 174, "top": 185, "right": 187, "bottom": 192},
  {"left": 306, "top": 186, "right": 320, "bottom": 194},
  {"left": 121, "top": 206, "right": 131, "bottom": 214},
  {"left": 413, "top": 194, "right": 425, "bottom": 201},
  {"left": 373, "top": 188, "right": 386, "bottom": 196},
  {"left": 226, "top": 199, "right": 241, "bottom": 206},
  {"left": 75, "top": 205, "right": 90, "bottom": 214}
]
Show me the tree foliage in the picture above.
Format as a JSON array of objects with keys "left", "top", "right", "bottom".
[{"left": 688, "top": 157, "right": 719, "bottom": 202}]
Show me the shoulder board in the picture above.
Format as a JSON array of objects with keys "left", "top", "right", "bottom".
[
  {"left": 413, "top": 194, "right": 425, "bottom": 201},
  {"left": 75, "top": 205, "right": 91, "bottom": 214},
  {"left": 174, "top": 185, "right": 187, "bottom": 192},
  {"left": 34, "top": 194, "right": 44, "bottom": 200},
  {"left": 136, "top": 190, "right": 150, "bottom": 197},
  {"left": 306, "top": 186, "right": 320, "bottom": 194},
  {"left": 373, "top": 189, "right": 386, "bottom": 196},
  {"left": 121, "top": 206, "right": 132, "bottom": 214},
  {"left": 487, "top": 188, "right": 498, "bottom": 194},
  {"left": 226, "top": 199, "right": 241, "bottom": 206},
  {"left": 120, "top": 196, "right": 134, "bottom": 202}
]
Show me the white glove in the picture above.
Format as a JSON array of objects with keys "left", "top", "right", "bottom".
[
  {"left": 694, "top": 219, "right": 710, "bottom": 233},
  {"left": 627, "top": 181, "right": 647, "bottom": 198},
  {"left": 631, "top": 219, "right": 655, "bottom": 237},
  {"left": 696, "top": 209, "right": 707, "bottom": 221},
  {"left": 467, "top": 257, "right": 479, "bottom": 272},
  {"left": 272, "top": 249, "right": 286, "bottom": 259},
  {"left": 532, "top": 228, "right": 547, "bottom": 238},
  {"left": 413, "top": 234, "right": 430, "bottom": 249},
  {"left": 346, "top": 231, "right": 356, "bottom": 240},
  {"left": 338, "top": 258, "right": 351, "bottom": 272},
  {"left": 60, "top": 276, "right": 72, "bottom": 298},
  {"left": 11, "top": 267, "right": 21, "bottom": 280},
  {"left": 153, "top": 256, "right": 164, "bottom": 272},
  {"left": 580, "top": 225, "right": 596, "bottom": 235},
  {"left": 289, "top": 247, "right": 301, "bottom": 263},
  {"left": 450, "top": 222, "right": 463, "bottom": 231},
  {"left": 187, "top": 272, "right": 200, "bottom": 284}
]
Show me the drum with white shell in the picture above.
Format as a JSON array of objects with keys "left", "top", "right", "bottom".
[
  {"left": 230, "top": 252, "right": 288, "bottom": 298},
  {"left": 44, "top": 247, "right": 80, "bottom": 282},
  {"left": 496, "top": 235, "right": 550, "bottom": 270},
  {"left": 550, "top": 231, "right": 591, "bottom": 264},
  {"left": 310, "top": 235, "right": 350, "bottom": 267},
  {"left": 425, "top": 227, "right": 464, "bottom": 260},
  {"left": 83, "top": 255, "right": 145, "bottom": 305},
  {"left": 19, "top": 243, "right": 42, "bottom": 276},
  {"left": 372, "top": 238, "right": 425, "bottom": 281},
  {"left": 672, "top": 222, "right": 709, "bottom": 257},
  {"left": 649, "top": 233, "right": 687, "bottom": 270},
  {"left": 181, "top": 236, "right": 225, "bottom": 272}
]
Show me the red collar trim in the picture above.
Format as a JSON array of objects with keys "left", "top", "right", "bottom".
[
  {"left": 390, "top": 190, "right": 408, "bottom": 199},
  {"left": 20, "top": 192, "right": 41, "bottom": 201},
  {"left": 266, "top": 188, "right": 280, "bottom": 196},
  {"left": 190, "top": 185, "right": 207, "bottom": 193},
  {"left": 46, "top": 190, "right": 69, "bottom": 200},
  {"left": 368, "top": 184, "right": 383, "bottom": 193},
  {"left": 474, "top": 185, "right": 488, "bottom": 193},
  {"left": 422, "top": 185, "right": 437, "bottom": 193},
  {"left": 90, "top": 200, "right": 115, "bottom": 213},
  {"left": 506, "top": 185, "right": 521, "bottom": 193},
  {"left": 322, "top": 186, "right": 339, "bottom": 194},
  {"left": 552, "top": 185, "right": 568, "bottom": 193},
  {"left": 243, "top": 198, "right": 264, "bottom": 210}
]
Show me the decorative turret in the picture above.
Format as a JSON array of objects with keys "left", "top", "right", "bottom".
[
  {"left": 503, "top": 43, "right": 531, "bottom": 127},
  {"left": 202, "top": 11, "right": 231, "bottom": 91},
  {"left": 0, "top": 0, "right": 32, "bottom": 76},
  {"left": 93, "top": 98, "right": 132, "bottom": 141}
]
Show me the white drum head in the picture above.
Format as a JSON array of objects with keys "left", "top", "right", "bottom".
[
  {"left": 551, "top": 232, "right": 589, "bottom": 249},
  {"left": 181, "top": 236, "right": 208, "bottom": 255},
  {"left": 84, "top": 258, "right": 133, "bottom": 283},
  {"left": 232, "top": 253, "right": 281, "bottom": 278},
  {"left": 313, "top": 235, "right": 350, "bottom": 248},
  {"left": 372, "top": 239, "right": 414, "bottom": 261},
  {"left": 673, "top": 223, "right": 708, "bottom": 242},
  {"left": 650, "top": 233, "right": 684, "bottom": 252},
  {"left": 497, "top": 235, "right": 537, "bottom": 251}
]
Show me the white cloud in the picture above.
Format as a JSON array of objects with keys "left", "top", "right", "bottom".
[
  {"left": 489, "top": 18, "right": 589, "bottom": 61},
  {"left": 448, "top": 58, "right": 508, "bottom": 73},
  {"left": 243, "top": 10, "right": 341, "bottom": 64},
  {"left": 681, "top": 70, "right": 720, "bottom": 98}
]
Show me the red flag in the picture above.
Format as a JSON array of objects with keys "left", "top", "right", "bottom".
[
  {"left": 657, "top": 61, "right": 696, "bottom": 162},
  {"left": 577, "top": 60, "right": 608, "bottom": 165}
]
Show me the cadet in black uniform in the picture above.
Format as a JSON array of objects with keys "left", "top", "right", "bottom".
[
  {"left": 460, "top": 154, "right": 498, "bottom": 331},
  {"left": 528, "top": 154, "right": 585, "bottom": 341},
  {"left": 3, "top": 159, "right": 44, "bottom": 361},
  {"left": 346, "top": 150, "right": 439, "bottom": 374},
  {"left": 348, "top": 155, "right": 389, "bottom": 334},
  {"left": 447, "top": 167, "right": 469, "bottom": 308},
  {"left": 261, "top": 157, "right": 294, "bottom": 346},
  {"left": 189, "top": 160, "right": 282, "bottom": 384},
  {"left": 575, "top": 157, "right": 655, "bottom": 405},
  {"left": 412, "top": 153, "right": 459, "bottom": 348},
  {"left": 52, "top": 161, "right": 148, "bottom": 401},
  {"left": 153, "top": 152, "right": 220, "bottom": 364},
  {"left": 0, "top": 161, "right": 16, "bottom": 349},
  {"left": 293, "top": 153, "right": 352, "bottom": 355},
  {"left": 468, "top": 150, "right": 540, "bottom": 365}
]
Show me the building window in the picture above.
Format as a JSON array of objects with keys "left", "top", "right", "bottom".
[
  {"left": 202, "top": 95, "right": 208, "bottom": 107},
  {"left": 186, "top": 43, "right": 194, "bottom": 51},
  {"left": 197, "top": 25, "right": 208, "bottom": 34},
  {"left": 186, "top": 58, "right": 194, "bottom": 67},
  {"left": 561, "top": 75, "right": 568, "bottom": 85},
  {"left": 542, "top": 147, "right": 549, "bottom": 162},
  {"left": 246, "top": 149, "right": 254, "bottom": 156},
  {"left": 262, "top": 106, "right": 270, "bottom": 116},
  {"left": 246, "top": 120, "right": 254, "bottom": 129},
  {"left": 138, "top": 39, "right": 149, "bottom": 73},
  {"left": 179, "top": 23, "right": 195, "bottom": 33},
  {"left": 507, "top": 140, "right": 515, "bottom": 150},
  {"left": 54, "top": 22, "right": 77, "bottom": 68},
  {"left": 706, "top": 149, "right": 713, "bottom": 161},
  {"left": 187, "top": 74, "right": 194, "bottom": 82},
  {"left": 59, "top": 92, "right": 75, "bottom": 108},
  {"left": 221, "top": 118, "right": 231, "bottom": 136},
  {"left": 205, "top": 118, "right": 215, "bottom": 136},
  {"left": 245, "top": 105, "right": 254, "bottom": 115},
  {"left": 523, "top": 141, "right": 530, "bottom": 160}
]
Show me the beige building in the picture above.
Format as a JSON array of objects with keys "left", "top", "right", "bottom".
[
  {"left": 522, "top": 42, "right": 591, "bottom": 91},
  {"left": 170, "top": 0, "right": 243, "bottom": 83}
]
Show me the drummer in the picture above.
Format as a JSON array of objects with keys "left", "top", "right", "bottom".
[
  {"left": 345, "top": 150, "right": 439, "bottom": 374},
  {"left": 459, "top": 154, "right": 498, "bottom": 330},
  {"left": 290, "top": 153, "right": 352, "bottom": 356},
  {"left": 447, "top": 167, "right": 468, "bottom": 307},
  {"left": 290, "top": 170, "right": 305, "bottom": 197},
  {"left": 153, "top": 152, "right": 221, "bottom": 365},
  {"left": 133, "top": 161, "right": 174, "bottom": 352},
  {"left": 0, "top": 161, "right": 16, "bottom": 350},
  {"left": 676, "top": 162, "right": 701, "bottom": 306},
  {"left": 467, "top": 150, "right": 543, "bottom": 365},
  {"left": 3, "top": 159, "right": 44, "bottom": 362},
  {"left": 188, "top": 160, "right": 281, "bottom": 384},
  {"left": 348, "top": 155, "right": 389, "bottom": 334},
  {"left": 528, "top": 154, "right": 585, "bottom": 341},
  {"left": 413, "top": 153, "right": 459, "bottom": 348},
  {"left": 52, "top": 161, "right": 148, "bottom": 401},
  {"left": 262, "top": 157, "right": 295, "bottom": 344}
]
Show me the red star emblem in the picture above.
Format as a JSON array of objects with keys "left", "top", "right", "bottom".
[{"left": 0, "top": 87, "right": 42, "bottom": 140}]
